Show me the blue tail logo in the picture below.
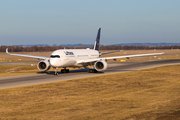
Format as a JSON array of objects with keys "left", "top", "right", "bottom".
[{"left": 93, "top": 28, "right": 101, "bottom": 50}]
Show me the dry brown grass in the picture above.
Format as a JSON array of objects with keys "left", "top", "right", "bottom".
[
  {"left": 0, "top": 65, "right": 180, "bottom": 119},
  {"left": 0, "top": 65, "right": 21, "bottom": 72},
  {"left": 0, "top": 65, "right": 39, "bottom": 77}
]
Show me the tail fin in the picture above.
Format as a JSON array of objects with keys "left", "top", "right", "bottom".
[{"left": 93, "top": 28, "right": 101, "bottom": 50}]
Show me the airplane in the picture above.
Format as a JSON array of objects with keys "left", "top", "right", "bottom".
[{"left": 6, "top": 28, "right": 165, "bottom": 75}]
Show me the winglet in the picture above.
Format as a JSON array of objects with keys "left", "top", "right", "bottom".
[
  {"left": 6, "top": 48, "right": 10, "bottom": 54},
  {"left": 93, "top": 28, "right": 101, "bottom": 50},
  {"left": 163, "top": 47, "right": 173, "bottom": 54}
]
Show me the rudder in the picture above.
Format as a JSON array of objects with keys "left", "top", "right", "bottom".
[{"left": 93, "top": 28, "right": 101, "bottom": 50}]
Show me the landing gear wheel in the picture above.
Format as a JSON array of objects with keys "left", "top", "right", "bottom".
[
  {"left": 61, "top": 69, "right": 65, "bottom": 73},
  {"left": 89, "top": 69, "right": 97, "bottom": 73},
  {"left": 89, "top": 69, "right": 93, "bottom": 73},
  {"left": 66, "top": 69, "right": 69, "bottom": 73},
  {"left": 61, "top": 69, "right": 69, "bottom": 73},
  {"left": 54, "top": 72, "right": 58, "bottom": 75}
]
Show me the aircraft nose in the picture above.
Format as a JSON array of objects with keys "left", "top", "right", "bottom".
[{"left": 50, "top": 58, "right": 58, "bottom": 67}]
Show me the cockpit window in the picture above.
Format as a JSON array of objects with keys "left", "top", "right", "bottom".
[{"left": 50, "top": 55, "right": 60, "bottom": 58}]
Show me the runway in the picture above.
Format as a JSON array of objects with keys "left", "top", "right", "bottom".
[
  {"left": 0, "top": 61, "right": 38, "bottom": 65},
  {"left": 0, "top": 59, "right": 180, "bottom": 89}
]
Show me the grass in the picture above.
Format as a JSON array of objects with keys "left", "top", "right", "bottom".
[
  {"left": 0, "top": 65, "right": 22, "bottom": 72},
  {"left": 0, "top": 64, "right": 180, "bottom": 119},
  {"left": 0, "top": 65, "right": 38, "bottom": 77}
]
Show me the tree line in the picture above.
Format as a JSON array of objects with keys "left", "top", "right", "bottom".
[{"left": 0, "top": 45, "right": 179, "bottom": 52}]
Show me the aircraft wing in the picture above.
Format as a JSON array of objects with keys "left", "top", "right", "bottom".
[
  {"left": 77, "top": 52, "right": 165, "bottom": 64},
  {"left": 100, "top": 50, "right": 123, "bottom": 55},
  {"left": 6, "top": 48, "right": 49, "bottom": 60}
]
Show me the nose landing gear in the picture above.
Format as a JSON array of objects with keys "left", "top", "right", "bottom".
[{"left": 54, "top": 67, "right": 58, "bottom": 75}]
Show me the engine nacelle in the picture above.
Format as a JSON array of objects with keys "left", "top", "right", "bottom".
[
  {"left": 94, "top": 60, "right": 108, "bottom": 72},
  {"left": 37, "top": 60, "right": 51, "bottom": 72}
]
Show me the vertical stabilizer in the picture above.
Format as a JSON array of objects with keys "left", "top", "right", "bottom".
[{"left": 93, "top": 28, "right": 101, "bottom": 50}]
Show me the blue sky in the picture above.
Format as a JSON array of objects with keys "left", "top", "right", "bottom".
[{"left": 0, "top": 0, "right": 180, "bottom": 45}]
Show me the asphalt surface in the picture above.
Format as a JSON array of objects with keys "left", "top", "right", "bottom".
[
  {"left": 0, "top": 59, "right": 180, "bottom": 89},
  {"left": 0, "top": 61, "right": 38, "bottom": 65}
]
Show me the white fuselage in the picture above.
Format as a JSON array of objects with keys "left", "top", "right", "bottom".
[{"left": 49, "top": 48, "right": 99, "bottom": 68}]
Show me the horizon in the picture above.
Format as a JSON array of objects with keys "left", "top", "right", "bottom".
[{"left": 2, "top": 42, "right": 180, "bottom": 47}]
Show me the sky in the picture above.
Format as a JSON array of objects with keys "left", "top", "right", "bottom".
[{"left": 0, "top": 0, "right": 180, "bottom": 46}]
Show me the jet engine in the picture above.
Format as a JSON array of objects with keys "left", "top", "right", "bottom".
[
  {"left": 37, "top": 60, "right": 51, "bottom": 72},
  {"left": 94, "top": 60, "right": 108, "bottom": 71}
]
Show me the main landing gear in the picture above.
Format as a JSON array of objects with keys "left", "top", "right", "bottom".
[
  {"left": 88, "top": 69, "right": 97, "bottom": 73},
  {"left": 54, "top": 67, "right": 69, "bottom": 75},
  {"left": 61, "top": 68, "right": 69, "bottom": 73}
]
